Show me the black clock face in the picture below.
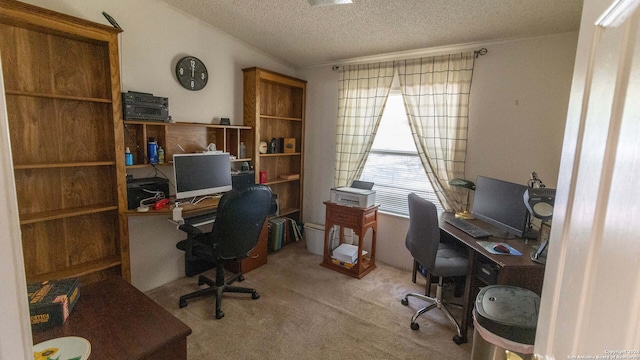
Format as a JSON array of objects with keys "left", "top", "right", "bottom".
[{"left": 175, "top": 56, "right": 208, "bottom": 91}]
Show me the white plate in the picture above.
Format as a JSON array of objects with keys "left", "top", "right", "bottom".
[{"left": 33, "top": 336, "right": 91, "bottom": 360}]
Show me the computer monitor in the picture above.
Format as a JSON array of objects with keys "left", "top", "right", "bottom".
[
  {"left": 471, "top": 175, "right": 530, "bottom": 238},
  {"left": 173, "top": 152, "right": 233, "bottom": 200}
]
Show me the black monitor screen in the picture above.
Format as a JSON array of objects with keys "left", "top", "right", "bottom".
[
  {"left": 472, "top": 175, "right": 529, "bottom": 238},
  {"left": 173, "top": 152, "right": 232, "bottom": 200}
]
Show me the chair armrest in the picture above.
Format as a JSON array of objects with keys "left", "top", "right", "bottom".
[{"left": 178, "top": 223, "right": 203, "bottom": 235}]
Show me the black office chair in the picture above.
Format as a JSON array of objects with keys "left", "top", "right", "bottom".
[
  {"left": 401, "top": 193, "right": 468, "bottom": 344},
  {"left": 176, "top": 185, "right": 272, "bottom": 319}
]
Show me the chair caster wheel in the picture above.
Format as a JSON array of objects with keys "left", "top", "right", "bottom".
[
  {"left": 401, "top": 298, "right": 408, "bottom": 306},
  {"left": 410, "top": 322, "right": 419, "bottom": 330},
  {"left": 252, "top": 291, "right": 260, "bottom": 300},
  {"left": 216, "top": 310, "right": 224, "bottom": 319},
  {"left": 179, "top": 299, "right": 187, "bottom": 308},
  {"left": 197, "top": 278, "right": 206, "bottom": 286},
  {"left": 238, "top": 275, "right": 245, "bottom": 282},
  {"left": 453, "top": 335, "right": 465, "bottom": 345}
]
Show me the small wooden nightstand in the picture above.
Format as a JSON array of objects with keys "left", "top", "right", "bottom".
[{"left": 321, "top": 201, "right": 379, "bottom": 279}]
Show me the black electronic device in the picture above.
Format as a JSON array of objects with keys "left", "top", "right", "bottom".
[
  {"left": 232, "top": 171, "right": 255, "bottom": 191},
  {"left": 445, "top": 217, "right": 491, "bottom": 238},
  {"left": 173, "top": 152, "right": 232, "bottom": 200},
  {"left": 472, "top": 176, "right": 531, "bottom": 238},
  {"left": 126, "top": 177, "right": 170, "bottom": 210},
  {"left": 122, "top": 91, "right": 170, "bottom": 122}
]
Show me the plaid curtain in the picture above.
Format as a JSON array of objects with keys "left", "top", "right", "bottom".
[
  {"left": 334, "top": 62, "right": 395, "bottom": 187},
  {"left": 396, "top": 52, "right": 476, "bottom": 212}
]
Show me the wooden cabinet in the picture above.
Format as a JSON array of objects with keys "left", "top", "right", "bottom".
[
  {"left": 0, "top": 1, "right": 129, "bottom": 283},
  {"left": 242, "top": 67, "right": 306, "bottom": 221},
  {"left": 321, "top": 202, "right": 379, "bottom": 279},
  {"left": 123, "top": 121, "right": 252, "bottom": 168}
]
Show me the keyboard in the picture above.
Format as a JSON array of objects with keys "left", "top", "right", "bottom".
[
  {"left": 183, "top": 211, "right": 217, "bottom": 226},
  {"left": 445, "top": 217, "right": 491, "bottom": 238}
]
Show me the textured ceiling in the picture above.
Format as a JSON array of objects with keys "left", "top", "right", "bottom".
[{"left": 157, "top": 0, "right": 584, "bottom": 68}]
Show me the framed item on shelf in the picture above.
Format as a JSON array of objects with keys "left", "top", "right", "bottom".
[{"left": 284, "top": 138, "right": 296, "bottom": 153}]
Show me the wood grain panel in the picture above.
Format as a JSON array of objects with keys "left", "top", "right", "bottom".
[
  {"left": 6, "top": 96, "right": 62, "bottom": 164},
  {"left": 49, "top": 34, "right": 110, "bottom": 98},
  {"left": 0, "top": 23, "right": 53, "bottom": 94},
  {"left": 14, "top": 166, "right": 116, "bottom": 215},
  {"left": 64, "top": 212, "right": 118, "bottom": 267},
  {"left": 20, "top": 212, "right": 119, "bottom": 281},
  {"left": 21, "top": 220, "right": 68, "bottom": 278},
  {"left": 166, "top": 124, "right": 208, "bottom": 154},
  {"left": 59, "top": 101, "right": 113, "bottom": 162}
]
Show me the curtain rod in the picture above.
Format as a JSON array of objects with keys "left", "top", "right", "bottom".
[{"left": 331, "top": 47, "right": 488, "bottom": 71}]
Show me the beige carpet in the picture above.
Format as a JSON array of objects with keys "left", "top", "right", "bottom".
[{"left": 146, "top": 241, "right": 473, "bottom": 359}]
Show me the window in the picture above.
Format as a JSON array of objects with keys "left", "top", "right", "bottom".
[{"left": 359, "top": 91, "right": 443, "bottom": 215}]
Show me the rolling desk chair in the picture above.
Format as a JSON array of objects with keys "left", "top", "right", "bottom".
[
  {"left": 401, "top": 193, "right": 469, "bottom": 344},
  {"left": 176, "top": 185, "right": 272, "bottom": 319}
]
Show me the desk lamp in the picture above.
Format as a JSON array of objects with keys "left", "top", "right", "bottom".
[
  {"left": 449, "top": 178, "right": 475, "bottom": 219},
  {"left": 523, "top": 172, "right": 556, "bottom": 264}
]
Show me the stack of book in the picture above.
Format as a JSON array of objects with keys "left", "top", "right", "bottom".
[{"left": 268, "top": 217, "right": 303, "bottom": 251}]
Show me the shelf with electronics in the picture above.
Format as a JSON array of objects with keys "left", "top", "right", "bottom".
[
  {"left": 0, "top": 0, "right": 130, "bottom": 284},
  {"left": 123, "top": 121, "right": 253, "bottom": 168},
  {"left": 243, "top": 67, "right": 306, "bottom": 223}
]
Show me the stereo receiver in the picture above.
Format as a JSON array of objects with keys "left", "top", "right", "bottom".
[{"left": 122, "top": 91, "right": 170, "bottom": 122}]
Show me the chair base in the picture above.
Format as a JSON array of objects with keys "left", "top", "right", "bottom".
[
  {"left": 401, "top": 280, "right": 465, "bottom": 344},
  {"left": 178, "top": 263, "right": 259, "bottom": 319}
]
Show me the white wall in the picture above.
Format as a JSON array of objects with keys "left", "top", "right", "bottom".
[
  {"left": 19, "top": 0, "right": 296, "bottom": 292},
  {"left": 297, "top": 32, "right": 578, "bottom": 271}
]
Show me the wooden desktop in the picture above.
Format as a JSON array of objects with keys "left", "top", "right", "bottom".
[
  {"left": 32, "top": 278, "right": 192, "bottom": 359},
  {"left": 439, "top": 212, "right": 545, "bottom": 343}
]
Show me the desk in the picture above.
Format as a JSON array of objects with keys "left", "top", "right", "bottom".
[
  {"left": 439, "top": 212, "right": 545, "bottom": 343},
  {"left": 126, "top": 196, "right": 267, "bottom": 274},
  {"left": 125, "top": 196, "right": 220, "bottom": 217},
  {"left": 32, "top": 278, "right": 192, "bottom": 359}
]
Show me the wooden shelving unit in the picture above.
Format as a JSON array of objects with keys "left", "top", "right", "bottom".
[
  {"left": 242, "top": 67, "right": 306, "bottom": 223},
  {"left": 0, "top": 0, "right": 129, "bottom": 284},
  {"left": 123, "top": 121, "right": 252, "bottom": 167}
]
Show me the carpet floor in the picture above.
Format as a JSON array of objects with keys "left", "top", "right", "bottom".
[{"left": 146, "top": 241, "right": 473, "bottom": 359}]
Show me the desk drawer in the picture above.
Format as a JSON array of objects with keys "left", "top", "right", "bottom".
[
  {"left": 476, "top": 259, "right": 499, "bottom": 285},
  {"left": 327, "top": 209, "right": 358, "bottom": 225}
]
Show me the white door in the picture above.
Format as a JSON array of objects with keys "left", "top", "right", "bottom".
[{"left": 535, "top": 0, "right": 640, "bottom": 358}]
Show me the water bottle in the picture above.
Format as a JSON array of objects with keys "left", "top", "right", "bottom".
[
  {"left": 239, "top": 142, "right": 247, "bottom": 159},
  {"left": 125, "top": 147, "right": 134, "bottom": 166},
  {"left": 158, "top": 146, "right": 165, "bottom": 164},
  {"left": 147, "top": 138, "right": 158, "bottom": 164}
]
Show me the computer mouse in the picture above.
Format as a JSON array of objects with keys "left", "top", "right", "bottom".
[{"left": 493, "top": 243, "right": 510, "bottom": 254}]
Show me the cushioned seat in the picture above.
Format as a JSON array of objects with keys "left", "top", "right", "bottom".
[{"left": 401, "top": 193, "right": 469, "bottom": 345}]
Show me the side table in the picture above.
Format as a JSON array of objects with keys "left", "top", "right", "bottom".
[{"left": 321, "top": 201, "right": 379, "bottom": 278}]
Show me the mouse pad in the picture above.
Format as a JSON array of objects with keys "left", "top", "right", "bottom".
[{"left": 476, "top": 241, "right": 522, "bottom": 256}]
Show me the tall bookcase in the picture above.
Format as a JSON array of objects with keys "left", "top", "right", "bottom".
[
  {"left": 0, "top": 0, "right": 129, "bottom": 284},
  {"left": 242, "top": 67, "right": 306, "bottom": 222}
]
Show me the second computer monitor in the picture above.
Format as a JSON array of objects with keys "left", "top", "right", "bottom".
[{"left": 472, "top": 175, "right": 530, "bottom": 238}]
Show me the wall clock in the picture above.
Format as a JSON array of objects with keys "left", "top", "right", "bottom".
[{"left": 175, "top": 56, "right": 208, "bottom": 91}]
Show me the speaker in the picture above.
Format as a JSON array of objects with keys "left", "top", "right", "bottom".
[{"left": 232, "top": 171, "right": 255, "bottom": 191}]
